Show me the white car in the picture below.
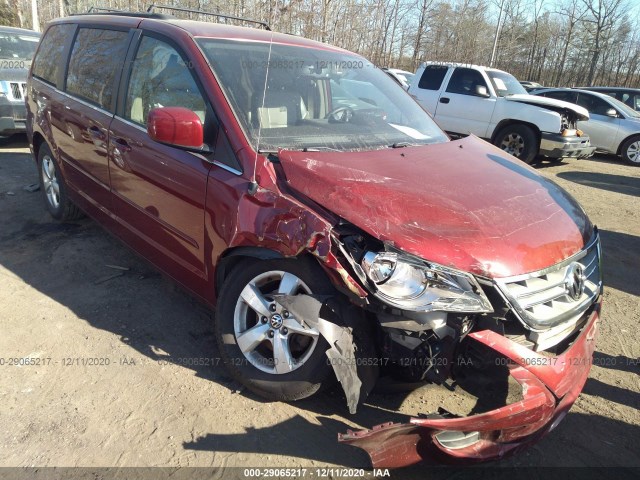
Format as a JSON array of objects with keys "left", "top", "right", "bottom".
[
  {"left": 382, "top": 68, "right": 415, "bottom": 90},
  {"left": 533, "top": 88, "right": 640, "bottom": 165},
  {"left": 408, "top": 62, "right": 596, "bottom": 163}
]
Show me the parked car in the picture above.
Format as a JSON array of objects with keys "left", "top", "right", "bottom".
[
  {"left": 408, "top": 62, "right": 595, "bottom": 163},
  {"left": 532, "top": 88, "right": 640, "bottom": 165},
  {"left": 0, "top": 26, "right": 40, "bottom": 138},
  {"left": 27, "top": 10, "right": 602, "bottom": 468},
  {"left": 519, "top": 80, "right": 543, "bottom": 91},
  {"left": 381, "top": 67, "right": 414, "bottom": 89},
  {"left": 579, "top": 86, "right": 640, "bottom": 112}
]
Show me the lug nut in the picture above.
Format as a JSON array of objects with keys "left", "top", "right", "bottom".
[
  {"left": 282, "top": 327, "right": 288, "bottom": 335},
  {"left": 269, "top": 304, "right": 277, "bottom": 312},
  {"left": 283, "top": 310, "right": 289, "bottom": 318},
  {"left": 261, "top": 316, "right": 268, "bottom": 324},
  {"left": 268, "top": 330, "right": 274, "bottom": 338}
]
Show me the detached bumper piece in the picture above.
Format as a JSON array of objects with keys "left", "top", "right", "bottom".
[
  {"left": 339, "top": 304, "right": 600, "bottom": 468},
  {"left": 539, "top": 132, "right": 595, "bottom": 159}
]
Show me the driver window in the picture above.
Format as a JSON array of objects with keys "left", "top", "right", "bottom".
[
  {"left": 577, "top": 93, "right": 613, "bottom": 116},
  {"left": 446, "top": 68, "right": 488, "bottom": 96},
  {"left": 125, "top": 36, "right": 206, "bottom": 126}
]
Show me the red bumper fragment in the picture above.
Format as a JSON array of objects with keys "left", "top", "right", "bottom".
[{"left": 339, "top": 304, "right": 600, "bottom": 467}]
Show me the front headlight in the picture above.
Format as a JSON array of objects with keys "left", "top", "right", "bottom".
[{"left": 361, "top": 251, "right": 493, "bottom": 313}]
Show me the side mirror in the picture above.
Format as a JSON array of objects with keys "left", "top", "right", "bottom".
[
  {"left": 475, "top": 85, "right": 490, "bottom": 97},
  {"left": 147, "top": 107, "right": 204, "bottom": 149},
  {"left": 605, "top": 108, "right": 618, "bottom": 117}
]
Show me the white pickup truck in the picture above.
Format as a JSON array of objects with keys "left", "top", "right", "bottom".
[{"left": 408, "top": 62, "right": 596, "bottom": 163}]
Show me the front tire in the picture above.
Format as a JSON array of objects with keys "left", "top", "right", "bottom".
[
  {"left": 494, "top": 124, "right": 538, "bottom": 164},
  {"left": 215, "top": 258, "right": 335, "bottom": 401},
  {"left": 37, "top": 144, "right": 83, "bottom": 221},
  {"left": 621, "top": 135, "right": 640, "bottom": 165}
]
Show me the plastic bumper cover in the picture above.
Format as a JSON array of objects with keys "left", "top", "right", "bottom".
[
  {"left": 339, "top": 300, "right": 601, "bottom": 468},
  {"left": 0, "top": 101, "right": 27, "bottom": 136},
  {"left": 539, "top": 132, "right": 596, "bottom": 159}
]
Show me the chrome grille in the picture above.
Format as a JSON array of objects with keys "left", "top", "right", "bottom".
[
  {"left": 9, "top": 82, "right": 26, "bottom": 101},
  {"left": 494, "top": 235, "right": 601, "bottom": 336}
]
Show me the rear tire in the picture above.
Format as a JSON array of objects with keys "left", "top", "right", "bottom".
[
  {"left": 494, "top": 124, "right": 538, "bottom": 164},
  {"left": 621, "top": 135, "right": 640, "bottom": 165},
  {"left": 37, "top": 144, "right": 84, "bottom": 221},
  {"left": 215, "top": 258, "right": 335, "bottom": 401}
]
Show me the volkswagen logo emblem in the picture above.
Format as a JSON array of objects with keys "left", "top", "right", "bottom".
[
  {"left": 565, "top": 262, "right": 586, "bottom": 301},
  {"left": 270, "top": 313, "right": 284, "bottom": 329}
]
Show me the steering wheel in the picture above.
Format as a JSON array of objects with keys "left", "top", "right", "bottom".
[{"left": 326, "top": 106, "right": 354, "bottom": 123}]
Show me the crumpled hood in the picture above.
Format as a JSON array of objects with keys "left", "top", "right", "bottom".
[
  {"left": 278, "top": 136, "right": 593, "bottom": 278},
  {"left": 505, "top": 94, "right": 590, "bottom": 121}
]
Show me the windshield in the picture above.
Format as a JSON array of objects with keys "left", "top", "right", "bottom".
[
  {"left": 487, "top": 70, "right": 528, "bottom": 97},
  {"left": 0, "top": 32, "right": 39, "bottom": 60},
  {"left": 197, "top": 39, "right": 447, "bottom": 152},
  {"left": 607, "top": 95, "right": 640, "bottom": 118}
]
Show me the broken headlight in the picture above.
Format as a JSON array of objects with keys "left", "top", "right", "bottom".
[{"left": 361, "top": 251, "right": 493, "bottom": 313}]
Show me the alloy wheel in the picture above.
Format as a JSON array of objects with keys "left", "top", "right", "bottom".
[
  {"left": 41, "top": 154, "right": 60, "bottom": 209},
  {"left": 233, "top": 271, "right": 320, "bottom": 374},
  {"left": 500, "top": 133, "right": 525, "bottom": 157},
  {"left": 626, "top": 140, "right": 640, "bottom": 163}
]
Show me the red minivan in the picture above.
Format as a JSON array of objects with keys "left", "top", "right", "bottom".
[{"left": 26, "top": 10, "right": 602, "bottom": 467}]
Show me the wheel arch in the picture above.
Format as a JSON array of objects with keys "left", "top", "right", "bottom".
[
  {"left": 490, "top": 120, "right": 542, "bottom": 145},
  {"left": 32, "top": 132, "right": 47, "bottom": 162}
]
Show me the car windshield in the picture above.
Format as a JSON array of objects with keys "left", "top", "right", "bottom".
[
  {"left": 607, "top": 95, "right": 640, "bottom": 118},
  {"left": 487, "top": 70, "right": 528, "bottom": 97},
  {"left": 197, "top": 38, "right": 447, "bottom": 152},
  {"left": 0, "top": 32, "right": 39, "bottom": 60}
]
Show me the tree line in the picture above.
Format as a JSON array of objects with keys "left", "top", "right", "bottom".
[{"left": 2, "top": 0, "right": 639, "bottom": 87}]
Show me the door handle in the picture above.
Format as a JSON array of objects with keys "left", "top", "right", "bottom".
[
  {"left": 439, "top": 97, "right": 450, "bottom": 104},
  {"left": 111, "top": 137, "right": 132, "bottom": 153},
  {"left": 88, "top": 126, "right": 106, "bottom": 141}
]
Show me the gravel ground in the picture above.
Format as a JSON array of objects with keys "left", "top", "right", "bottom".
[{"left": 0, "top": 134, "right": 638, "bottom": 476}]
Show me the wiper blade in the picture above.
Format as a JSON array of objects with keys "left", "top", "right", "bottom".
[
  {"left": 389, "top": 142, "right": 420, "bottom": 148},
  {"left": 301, "top": 146, "right": 341, "bottom": 152}
]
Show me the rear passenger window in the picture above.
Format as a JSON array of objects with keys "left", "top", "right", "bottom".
[
  {"left": 32, "top": 24, "right": 74, "bottom": 86},
  {"left": 124, "top": 36, "right": 206, "bottom": 127},
  {"left": 544, "top": 91, "right": 578, "bottom": 104},
  {"left": 446, "top": 68, "right": 488, "bottom": 96},
  {"left": 65, "top": 28, "right": 129, "bottom": 110},
  {"left": 418, "top": 65, "right": 448, "bottom": 90}
]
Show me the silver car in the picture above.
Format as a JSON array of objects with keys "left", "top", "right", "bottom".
[
  {"left": 0, "top": 26, "right": 40, "bottom": 138},
  {"left": 532, "top": 88, "right": 640, "bottom": 165}
]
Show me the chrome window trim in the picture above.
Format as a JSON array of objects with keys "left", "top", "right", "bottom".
[
  {"left": 113, "top": 115, "right": 147, "bottom": 133},
  {"left": 57, "top": 87, "right": 113, "bottom": 116}
]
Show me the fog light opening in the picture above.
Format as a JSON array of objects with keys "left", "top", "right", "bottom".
[{"left": 434, "top": 430, "right": 481, "bottom": 450}]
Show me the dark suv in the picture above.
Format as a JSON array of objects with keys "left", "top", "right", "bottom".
[{"left": 26, "top": 10, "right": 602, "bottom": 468}]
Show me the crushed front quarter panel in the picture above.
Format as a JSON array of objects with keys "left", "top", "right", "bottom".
[{"left": 339, "top": 301, "right": 600, "bottom": 468}]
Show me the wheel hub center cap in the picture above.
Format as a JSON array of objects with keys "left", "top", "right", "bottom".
[{"left": 270, "top": 313, "right": 284, "bottom": 329}]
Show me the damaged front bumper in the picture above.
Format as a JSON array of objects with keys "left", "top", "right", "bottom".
[
  {"left": 339, "top": 300, "right": 601, "bottom": 468},
  {"left": 539, "top": 132, "right": 596, "bottom": 159}
]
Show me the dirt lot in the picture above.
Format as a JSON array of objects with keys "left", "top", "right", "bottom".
[{"left": 0, "top": 135, "right": 638, "bottom": 476}]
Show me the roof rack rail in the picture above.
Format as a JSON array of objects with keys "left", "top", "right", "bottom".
[
  {"left": 87, "top": 7, "right": 127, "bottom": 13},
  {"left": 83, "top": 6, "right": 173, "bottom": 19},
  {"left": 146, "top": 4, "right": 271, "bottom": 31}
]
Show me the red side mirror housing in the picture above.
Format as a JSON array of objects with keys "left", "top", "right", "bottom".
[{"left": 147, "top": 107, "right": 204, "bottom": 149}]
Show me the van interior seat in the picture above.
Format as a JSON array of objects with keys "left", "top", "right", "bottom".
[{"left": 256, "top": 89, "right": 307, "bottom": 129}]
